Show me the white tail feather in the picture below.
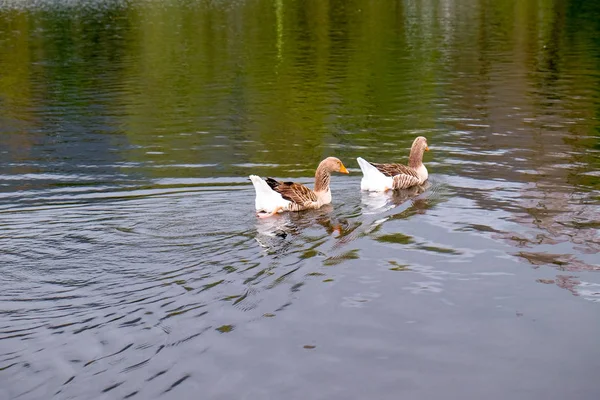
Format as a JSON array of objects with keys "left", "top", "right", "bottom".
[
  {"left": 249, "top": 175, "right": 290, "bottom": 212},
  {"left": 356, "top": 157, "right": 393, "bottom": 192}
]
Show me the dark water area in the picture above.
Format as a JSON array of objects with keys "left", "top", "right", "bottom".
[{"left": 1, "top": 0, "right": 600, "bottom": 399}]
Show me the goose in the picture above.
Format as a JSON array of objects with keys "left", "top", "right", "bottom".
[
  {"left": 249, "top": 157, "right": 349, "bottom": 218},
  {"left": 357, "top": 136, "right": 429, "bottom": 192}
]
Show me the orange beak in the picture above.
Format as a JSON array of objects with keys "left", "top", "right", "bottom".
[
  {"left": 425, "top": 146, "right": 430, "bottom": 151},
  {"left": 339, "top": 164, "right": 349, "bottom": 174}
]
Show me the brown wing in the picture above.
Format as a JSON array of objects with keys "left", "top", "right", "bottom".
[
  {"left": 392, "top": 174, "right": 421, "bottom": 189},
  {"left": 370, "top": 162, "right": 419, "bottom": 178},
  {"left": 265, "top": 178, "right": 318, "bottom": 206}
]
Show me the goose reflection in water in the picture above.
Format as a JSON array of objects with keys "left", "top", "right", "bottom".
[
  {"left": 360, "top": 182, "right": 429, "bottom": 215},
  {"left": 253, "top": 204, "right": 352, "bottom": 252}
]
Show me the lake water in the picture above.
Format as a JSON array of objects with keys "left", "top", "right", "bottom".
[{"left": 1, "top": 0, "right": 599, "bottom": 399}]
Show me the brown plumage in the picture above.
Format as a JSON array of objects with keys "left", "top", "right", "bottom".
[
  {"left": 392, "top": 171, "right": 422, "bottom": 189},
  {"left": 265, "top": 178, "right": 318, "bottom": 208},
  {"left": 370, "top": 163, "right": 420, "bottom": 179}
]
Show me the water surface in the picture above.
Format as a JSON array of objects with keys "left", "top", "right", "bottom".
[{"left": 1, "top": 0, "right": 600, "bottom": 399}]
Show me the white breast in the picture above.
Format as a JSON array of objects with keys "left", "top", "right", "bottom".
[
  {"left": 416, "top": 164, "right": 428, "bottom": 183},
  {"left": 317, "top": 189, "right": 332, "bottom": 205}
]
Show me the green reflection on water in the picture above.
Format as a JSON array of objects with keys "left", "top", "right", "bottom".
[{"left": 0, "top": 0, "right": 598, "bottom": 181}]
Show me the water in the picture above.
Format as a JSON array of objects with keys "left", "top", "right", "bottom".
[{"left": 1, "top": 0, "right": 599, "bottom": 399}]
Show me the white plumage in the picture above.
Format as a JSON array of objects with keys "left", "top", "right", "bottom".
[
  {"left": 357, "top": 136, "right": 430, "bottom": 192},
  {"left": 249, "top": 175, "right": 290, "bottom": 213},
  {"left": 356, "top": 157, "right": 393, "bottom": 192}
]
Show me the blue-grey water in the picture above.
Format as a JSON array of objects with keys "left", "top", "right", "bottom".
[{"left": 1, "top": 0, "right": 599, "bottom": 399}]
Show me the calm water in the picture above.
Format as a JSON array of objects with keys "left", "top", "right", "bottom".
[{"left": 1, "top": 0, "right": 600, "bottom": 399}]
